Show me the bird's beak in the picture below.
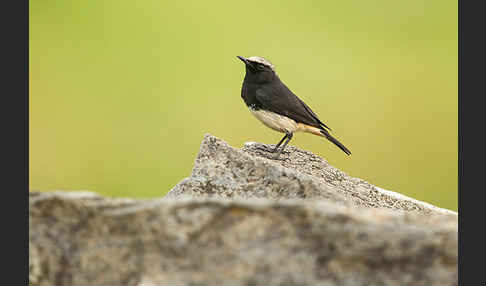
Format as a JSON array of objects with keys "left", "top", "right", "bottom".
[{"left": 237, "top": 56, "right": 249, "bottom": 65}]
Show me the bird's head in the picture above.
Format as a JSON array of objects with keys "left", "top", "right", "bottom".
[{"left": 237, "top": 56, "right": 278, "bottom": 83}]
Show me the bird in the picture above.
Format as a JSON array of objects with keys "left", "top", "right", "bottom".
[{"left": 237, "top": 56, "right": 351, "bottom": 159}]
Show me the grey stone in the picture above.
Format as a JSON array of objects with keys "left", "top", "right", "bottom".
[
  {"left": 29, "top": 134, "right": 458, "bottom": 286},
  {"left": 167, "top": 134, "right": 456, "bottom": 216}
]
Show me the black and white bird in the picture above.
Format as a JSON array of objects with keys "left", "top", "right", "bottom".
[{"left": 237, "top": 56, "right": 351, "bottom": 159}]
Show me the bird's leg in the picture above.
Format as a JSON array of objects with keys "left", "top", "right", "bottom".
[
  {"left": 271, "top": 133, "right": 288, "bottom": 153},
  {"left": 273, "top": 132, "right": 293, "bottom": 159}
]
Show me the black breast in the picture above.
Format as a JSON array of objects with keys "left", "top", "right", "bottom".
[{"left": 241, "top": 80, "right": 264, "bottom": 110}]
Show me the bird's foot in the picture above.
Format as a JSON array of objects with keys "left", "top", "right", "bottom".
[
  {"left": 272, "top": 155, "right": 289, "bottom": 161},
  {"left": 254, "top": 145, "right": 271, "bottom": 153},
  {"left": 253, "top": 144, "right": 277, "bottom": 153},
  {"left": 272, "top": 150, "right": 290, "bottom": 160}
]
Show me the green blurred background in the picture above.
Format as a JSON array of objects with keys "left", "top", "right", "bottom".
[{"left": 29, "top": 0, "right": 457, "bottom": 211}]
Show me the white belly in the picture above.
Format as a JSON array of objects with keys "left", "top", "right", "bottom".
[{"left": 249, "top": 109, "right": 298, "bottom": 133}]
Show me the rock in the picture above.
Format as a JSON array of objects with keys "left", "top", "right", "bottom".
[
  {"left": 167, "top": 134, "right": 456, "bottom": 216},
  {"left": 29, "top": 134, "right": 458, "bottom": 286}
]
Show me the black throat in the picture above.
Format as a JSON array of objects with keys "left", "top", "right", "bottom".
[{"left": 240, "top": 68, "right": 280, "bottom": 111}]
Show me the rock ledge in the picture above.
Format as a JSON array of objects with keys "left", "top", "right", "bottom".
[{"left": 29, "top": 134, "right": 458, "bottom": 286}]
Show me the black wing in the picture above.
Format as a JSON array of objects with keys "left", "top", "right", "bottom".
[{"left": 255, "top": 82, "right": 332, "bottom": 131}]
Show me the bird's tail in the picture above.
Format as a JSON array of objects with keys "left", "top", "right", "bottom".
[{"left": 320, "top": 130, "right": 351, "bottom": 156}]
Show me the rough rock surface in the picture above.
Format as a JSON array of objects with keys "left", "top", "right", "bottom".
[
  {"left": 167, "top": 134, "right": 456, "bottom": 216},
  {"left": 29, "top": 134, "right": 458, "bottom": 286}
]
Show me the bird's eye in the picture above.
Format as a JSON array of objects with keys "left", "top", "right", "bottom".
[{"left": 258, "top": 64, "right": 265, "bottom": 70}]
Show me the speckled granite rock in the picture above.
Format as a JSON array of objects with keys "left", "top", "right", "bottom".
[
  {"left": 29, "top": 134, "right": 458, "bottom": 286},
  {"left": 167, "top": 134, "right": 456, "bottom": 216}
]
